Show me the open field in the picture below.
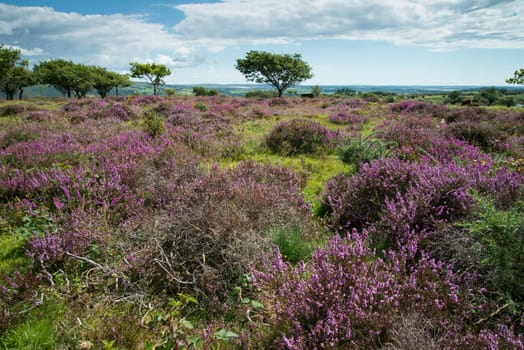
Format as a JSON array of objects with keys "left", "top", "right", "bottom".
[{"left": 1, "top": 95, "right": 523, "bottom": 349}]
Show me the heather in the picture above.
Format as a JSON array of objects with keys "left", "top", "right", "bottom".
[{"left": 0, "top": 96, "right": 523, "bottom": 349}]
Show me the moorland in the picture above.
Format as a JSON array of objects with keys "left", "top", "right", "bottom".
[{"left": 0, "top": 94, "right": 523, "bottom": 349}]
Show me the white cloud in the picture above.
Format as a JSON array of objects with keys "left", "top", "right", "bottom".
[
  {"left": 0, "top": 3, "right": 198, "bottom": 71},
  {"left": 174, "top": 0, "right": 524, "bottom": 49}
]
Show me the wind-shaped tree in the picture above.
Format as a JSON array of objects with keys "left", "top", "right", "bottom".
[
  {"left": 236, "top": 51, "right": 313, "bottom": 97},
  {"left": 129, "top": 62, "right": 171, "bottom": 96}
]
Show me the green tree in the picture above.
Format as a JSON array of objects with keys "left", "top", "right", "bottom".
[
  {"left": 91, "top": 67, "right": 131, "bottom": 98},
  {"left": 0, "top": 44, "right": 34, "bottom": 100},
  {"left": 114, "top": 72, "right": 133, "bottom": 96},
  {"left": 129, "top": 62, "right": 171, "bottom": 96},
  {"left": 33, "top": 59, "right": 77, "bottom": 97},
  {"left": 2, "top": 64, "right": 34, "bottom": 100},
  {"left": 444, "top": 90, "right": 463, "bottom": 105},
  {"left": 311, "top": 85, "right": 322, "bottom": 97},
  {"left": 476, "top": 87, "right": 499, "bottom": 106},
  {"left": 70, "top": 63, "right": 94, "bottom": 98},
  {"left": 506, "top": 68, "right": 524, "bottom": 85},
  {"left": 235, "top": 51, "right": 313, "bottom": 97},
  {"left": 192, "top": 86, "right": 219, "bottom": 96}
]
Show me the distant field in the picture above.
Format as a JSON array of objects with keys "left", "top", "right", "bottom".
[{"left": 10, "top": 81, "right": 524, "bottom": 99}]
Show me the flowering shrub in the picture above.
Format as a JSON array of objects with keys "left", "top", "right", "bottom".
[
  {"left": 390, "top": 100, "right": 448, "bottom": 118},
  {"left": 446, "top": 120, "right": 504, "bottom": 152},
  {"left": 25, "top": 110, "right": 55, "bottom": 122},
  {"left": 1, "top": 96, "right": 522, "bottom": 348},
  {"left": 120, "top": 160, "right": 311, "bottom": 305},
  {"left": 320, "top": 158, "right": 522, "bottom": 251},
  {"left": 265, "top": 119, "right": 337, "bottom": 155},
  {"left": 0, "top": 104, "right": 27, "bottom": 116},
  {"left": 252, "top": 231, "right": 523, "bottom": 349}
]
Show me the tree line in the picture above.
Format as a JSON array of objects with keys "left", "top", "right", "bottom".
[
  {"left": 2, "top": 42, "right": 523, "bottom": 100},
  {"left": 0, "top": 45, "right": 174, "bottom": 99}
]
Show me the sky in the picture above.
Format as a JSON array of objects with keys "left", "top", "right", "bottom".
[{"left": 0, "top": 0, "right": 523, "bottom": 86}]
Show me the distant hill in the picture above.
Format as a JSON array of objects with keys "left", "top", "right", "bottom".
[{"left": 4, "top": 82, "right": 524, "bottom": 99}]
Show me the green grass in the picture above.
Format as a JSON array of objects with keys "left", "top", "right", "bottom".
[
  {"left": 0, "top": 235, "right": 28, "bottom": 273},
  {"left": 0, "top": 299, "right": 67, "bottom": 350}
]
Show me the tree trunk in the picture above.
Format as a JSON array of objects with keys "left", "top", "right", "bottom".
[
  {"left": 18, "top": 88, "right": 23, "bottom": 100},
  {"left": 277, "top": 88, "right": 283, "bottom": 97}
]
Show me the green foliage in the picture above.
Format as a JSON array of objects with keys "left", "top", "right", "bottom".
[
  {"left": 129, "top": 62, "right": 171, "bottom": 96},
  {"left": 33, "top": 59, "right": 130, "bottom": 98},
  {"left": 460, "top": 195, "right": 524, "bottom": 303},
  {"left": 0, "top": 300, "right": 66, "bottom": 350},
  {"left": 444, "top": 90, "right": 463, "bottom": 105},
  {"left": 235, "top": 51, "right": 313, "bottom": 97},
  {"left": 337, "top": 135, "right": 394, "bottom": 170},
  {"left": 506, "top": 68, "right": 524, "bottom": 85},
  {"left": 1, "top": 318, "right": 58, "bottom": 349},
  {"left": 143, "top": 112, "right": 166, "bottom": 138},
  {"left": 0, "top": 45, "right": 33, "bottom": 100},
  {"left": 192, "top": 86, "right": 219, "bottom": 96},
  {"left": 476, "top": 87, "right": 499, "bottom": 106},
  {"left": 195, "top": 101, "right": 208, "bottom": 111},
  {"left": 244, "top": 90, "right": 277, "bottom": 98},
  {"left": 311, "top": 85, "right": 322, "bottom": 97},
  {"left": 146, "top": 294, "right": 200, "bottom": 349},
  {"left": 164, "top": 88, "right": 176, "bottom": 96},
  {"left": 270, "top": 225, "right": 312, "bottom": 264},
  {"left": 91, "top": 66, "right": 131, "bottom": 98},
  {"left": 334, "top": 88, "right": 357, "bottom": 96},
  {"left": 33, "top": 59, "right": 97, "bottom": 98}
]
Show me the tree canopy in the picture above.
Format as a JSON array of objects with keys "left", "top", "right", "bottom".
[
  {"left": 92, "top": 67, "right": 132, "bottom": 98},
  {"left": 33, "top": 59, "right": 80, "bottom": 98},
  {"left": 129, "top": 62, "right": 171, "bottom": 96},
  {"left": 506, "top": 68, "right": 524, "bottom": 85},
  {"left": 235, "top": 51, "right": 313, "bottom": 97},
  {"left": 33, "top": 59, "right": 131, "bottom": 98},
  {"left": 0, "top": 45, "right": 34, "bottom": 100}
]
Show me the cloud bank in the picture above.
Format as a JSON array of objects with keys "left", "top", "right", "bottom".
[
  {"left": 0, "top": 3, "right": 194, "bottom": 70},
  {"left": 0, "top": 0, "right": 522, "bottom": 84},
  {"left": 174, "top": 0, "right": 524, "bottom": 49}
]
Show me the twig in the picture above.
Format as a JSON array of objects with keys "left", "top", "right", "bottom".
[
  {"left": 66, "top": 251, "right": 105, "bottom": 270},
  {"left": 475, "top": 303, "right": 511, "bottom": 325},
  {"left": 17, "top": 292, "right": 44, "bottom": 315}
]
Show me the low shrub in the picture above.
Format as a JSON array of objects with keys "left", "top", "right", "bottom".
[
  {"left": 120, "top": 161, "right": 310, "bottom": 305},
  {"left": 25, "top": 110, "right": 55, "bottom": 122},
  {"left": 337, "top": 135, "right": 394, "bottom": 170},
  {"left": 459, "top": 195, "right": 523, "bottom": 304},
  {"left": 445, "top": 120, "right": 504, "bottom": 152},
  {"left": 0, "top": 104, "right": 27, "bottom": 117},
  {"left": 252, "top": 231, "right": 521, "bottom": 349},
  {"left": 269, "top": 225, "right": 314, "bottom": 264},
  {"left": 245, "top": 90, "right": 277, "bottom": 99},
  {"left": 265, "top": 119, "right": 335, "bottom": 156},
  {"left": 150, "top": 101, "right": 173, "bottom": 117},
  {"left": 320, "top": 157, "right": 522, "bottom": 252},
  {"left": 193, "top": 87, "right": 219, "bottom": 96},
  {"left": 319, "top": 158, "right": 417, "bottom": 230},
  {"left": 143, "top": 112, "right": 166, "bottom": 138}
]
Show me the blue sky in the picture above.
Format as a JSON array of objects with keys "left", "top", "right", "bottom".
[{"left": 1, "top": 0, "right": 523, "bottom": 86}]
